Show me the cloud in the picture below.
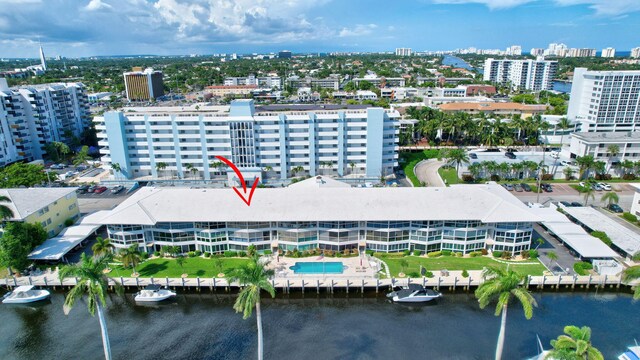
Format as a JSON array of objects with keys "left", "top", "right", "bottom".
[
  {"left": 84, "top": 0, "right": 112, "bottom": 11},
  {"left": 553, "top": 0, "right": 640, "bottom": 16},
  {"left": 431, "top": 0, "right": 535, "bottom": 9},
  {"left": 339, "top": 24, "right": 378, "bottom": 37}
]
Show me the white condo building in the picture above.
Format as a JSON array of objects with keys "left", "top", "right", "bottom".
[
  {"left": 601, "top": 48, "right": 616, "bottom": 58},
  {"left": 631, "top": 47, "right": 640, "bottom": 59},
  {"left": 395, "top": 48, "right": 412, "bottom": 56},
  {"left": 483, "top": 58, "right": 558, "bottom": 91},
  {"left": 0, "top": 78, "right": 90, "bottom": 166},
  {"left": 95, "top": 100, "right": 400, "bottom": 181},
  {"left": 95, "top": 179, "right": 537, "bottom": 255},
  {"left": 568, "top": 68, "right": 640, "bottom": 161},
  {"left": 223, "top": 75, "right": 282, "bottom": 89}
]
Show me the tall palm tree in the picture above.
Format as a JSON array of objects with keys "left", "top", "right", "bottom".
[
  {"left": 622, "top": 266, "right": 640, "bottom": 300},
  {"left": 227, "top": 256, "right": 276, "bottom": 360},
  {"left": 601, "top": 192, "right": 619, "bottom": 206},
  {"left": 583, "top": 187, "right": 595, "bottom": 206},
  {"left": 545, "top": 325, "right": 604, "bottom": 360},
  {"left": 92, "top": 237, "right": 114, "bottom": 256},
  {"left": 110, "top": 163, "right": 122, "bottom": 181},
  {"left": 118, "top": 244, "right": 142, "bottom": 276},
  {"left": 605, "top": 144, "right": 619, "bottom": 173},
  {"left": 475, "top": 267, "right": 537, "bottom": 360},
  {"left": 441, "top": 148, "right": 469, "bottom": 174},
  {"left": 59, "top": 253, "right": 119, "bottom": 360},
  {"left": 210, "top": 161, "right": 225, "bottom": 176},
  {"left": 0, "top": 195, "right": 15, "bottom": 221},
  {"left": 263, "top": 166, "right": 273, "bottom": 180},
  {"left": 155, "top": 162, "right": 167, "bottom": 179},
  {"left": 349, "top": 162, "right": 356, "bottom": 175},
  {"left": 563, "top": 167, "right": 575, "bottom": 181},
  {"left": 73, "top": 145, "right": 91, "bottom": 166},
  {"left": 551, "top": 117, "right": 572, "bottom": 174},
  {"left": 292, "top": 165, "right": 304, "bottom": 177},
  {"left": 576, "top": 155, "right": 595, "bottom": 180},
  {"left": 547, "top": 251, "right": 559, "bottom": 269}
]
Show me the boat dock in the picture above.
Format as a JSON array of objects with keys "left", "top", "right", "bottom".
[{"left": 1, "top": 273, "right": 631, "bottom": 294}]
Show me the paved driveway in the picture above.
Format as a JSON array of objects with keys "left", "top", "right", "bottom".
[
  {"left": 533, "top": 224, "right": 578, "bottom": 275},
  {"left": 414, "top": 159, "right": 446, "bottom": 187}
]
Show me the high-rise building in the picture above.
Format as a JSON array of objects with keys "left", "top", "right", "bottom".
[
  {"left": 631, "top": 47, "right": 640, "bottom": 59},
  {"left": 95, "top": 100, "right": 400, "bottom": 180},
  {"left": 224, "top": 75, "right": 282, "bottom": 89},
  {"left": 506, "top": 45, "right": 522, "bottom": 56},
  {"left": 568, "top": 68, "right": 640, "bottom": 161},
  {"left": 601, "top": 47, "right": 616, "bottom": 58},
  {"left": 39, "top": 46, "right": 47, "bottom": 71},
  {"left": 123, "top": 68, "right": 164, "bottom": 101},
  {"left": 483, "top": 58, "right": 558, "bottom": 91},
  {"left": 567, "top": 48, "right": 596, "bottom": 57},
  {"left": 278, "top": 50, "right": 292, "bottom": 59},
  {"left": 530, "top": 48, "right": 544, "bottom": 56},
  {"left": 544, "top": 43, "right": 568, "bottom": 57},
  {"left": 395, "top": 48, "right": 412, "bottom": 56},
  {"left": 0, "top": 78, "right": 90, "bottom": 166}
]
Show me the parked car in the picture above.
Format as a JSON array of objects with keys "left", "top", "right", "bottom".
[
  {"left": 94, "top": 186, "right": 108, "bottom": 194},
  {"left": 578, "top": 181, "right": 587, "bottom": 188},
  {"left": 598, "top": 182, "right": 611, "bottom": 191},
  {"left": 591, "top": 183, "right": 603, "bottom": 191},
  {"left": 541, "top": 183, "right": 553, "bottom": 192},
  {"left": 76, "top": 165, "right": 88, "bottom": 172},
  {"left": 469, "top": 153, "right": 477, "bottom": 159},
  {"left": 111, "top": 185, "right": 125, "bottom": 194},
  {"left": 513, "top": 184, "right": 523, "bottom": 192},
  {"left": 503, "top": 183, "right": 514, "bottom": 191},
  {"left": 520, "top": 183, "right": 532, "bottom": 192},
  {"left": 570, "top": 202, "right": 583, "bottom": 207},
  {"left": 560, "top": 160, "right": 571, "bottom": 166},
  {"left": 76, "top": 185, "right": 90, "bottom": 194},
  {"left": 87, "top": 185, "right": 98, "bottom": 193},
  {"left": 560, "top": 201, "right": 572, "bottom": 207},
  {"left": 505, "top": 152, "right": 516, "bottom": 159},
  {"left": 607, "top": 203, "right": 623, "bottom": 213}
]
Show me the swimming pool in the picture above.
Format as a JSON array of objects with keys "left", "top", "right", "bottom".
[{"left": 289, "top": 262, "right": 344, "bottom": 274}]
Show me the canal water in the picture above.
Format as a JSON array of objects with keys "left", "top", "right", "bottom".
[
  {"left": 442, "top": 55, "right": 474, "bottom": 70},
  {"left": 0, "top": 290, "right": 637, "bottom": 360}
]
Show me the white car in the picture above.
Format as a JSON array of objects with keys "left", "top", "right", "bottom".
[
  {"left": 560, "top": 160, "right": 571, "bottom": 166},
  {"left": 598, "top": 182, "right": 611, "bottom": 191}
]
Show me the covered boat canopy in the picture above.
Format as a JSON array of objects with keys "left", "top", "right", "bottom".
[
  {"left": 12, "top": 285, "right": 35, "bottom": 293},
  {"left": 143, "top": 284, "right": 162, "bottom": 291}
]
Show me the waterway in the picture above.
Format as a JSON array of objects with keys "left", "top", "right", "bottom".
[
  {"left": 0, "top": 290, "right": 637, "bottom": 359},
  {"left": 442, "top": 55, "right": 474, "bottom": 71}
]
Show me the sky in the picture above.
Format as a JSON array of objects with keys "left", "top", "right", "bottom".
[{"left": 0, "top": 0, "right": 639, "bottom": 58}]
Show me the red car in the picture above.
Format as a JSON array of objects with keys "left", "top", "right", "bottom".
[{"left": 93, "top": 186, "right": 108, "bottom": 194}]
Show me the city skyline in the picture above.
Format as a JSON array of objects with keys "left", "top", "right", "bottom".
[{"left": 0, "top": 0, "right": 639, "bottom": 58}]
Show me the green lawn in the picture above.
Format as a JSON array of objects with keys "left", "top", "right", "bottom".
[
  {"left": 438, "top": 167, "right": 460, "bottom": 186},
  {"left": 111, "top": 257, "right": 250, "bottom": 278},
  {"left": 378, "top": 255, "right": 547, "bottom": 277},
  {"left": 400, "top": 150, "right": 441, "bottom": 186}
]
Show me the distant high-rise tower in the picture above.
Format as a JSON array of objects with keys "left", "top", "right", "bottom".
[{"left": 39, "top": 46, "right": 47, "bottom": 71}]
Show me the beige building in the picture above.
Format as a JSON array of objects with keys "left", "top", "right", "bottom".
[
  {"left": 437, "top": 102, "right": 547, "bottom": 118},
  {"left": 124, "top": 68, "right": 164, "bottom": 101},
  {"left": 205, "top": 85, "right": 257, "bottom": 97},
  {"left": 1, "top": 188, "right": 80, "bottom": 237}
]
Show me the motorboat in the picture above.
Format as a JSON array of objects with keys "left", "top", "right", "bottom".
[
  {"left": 618, "top": 343, "right": 640, "bottom": 360},
  {"left": 134, "top": 285, "right": 176, "bottom": 302},
  {"left": 2, "top": 285, "right": 50, "bottom": 304},
  {"left": 387, "top": 284, "right": 441, "bottom": 303}
]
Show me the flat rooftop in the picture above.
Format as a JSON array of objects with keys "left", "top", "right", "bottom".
[
  {"left": 0, "top": 187, "right": 77, "bottom": 221},
  {"left": 562, "top": 206, "right": 640, "bottom": 256},
  {"left": 96, "top": 180, "right": 539, "bottom": 225},
  {"left": 571, "top": 131, "right": 640, "bottom": 142},
  {"left": 438, "top": 102, "right": 547, "bottom": 112}
]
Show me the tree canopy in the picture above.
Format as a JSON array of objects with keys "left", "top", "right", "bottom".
[
  {"left": 0, "top": 163, "right": 55, "bottom": 188},
  {"left": 0, "top": 222, "right": 48, "bottom": 273}
]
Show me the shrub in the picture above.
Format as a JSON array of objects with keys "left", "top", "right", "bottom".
[
  {"left": 204, "top": 252, "right": 211, "bottom": 258},
  {"left": 520, "top": 250, "right": 530, "bottom": 259},
  {"left": 622, "top": 212, "right": 638, "bottom": 223},
  {"left": 492, "top": 251, "right": 503, "bottom": 258},
  {"left": 481, "top": 248, "right": 488, "bottom": 255},
  {"left": 412, "top": 250, "right": 422, "bottom": 256},
  {"left": 264, "top": 249, "right": 273, "bottom": 255},
  {"left": 402, "top": 249, "right": 411, "bottom": 257},
  {"left": 153, "top": 251, "right": 161, "bottom": 257},
  {"left": 424, "top": 271, "right": 434, "bottom": 278},
  {"left": 224, "top": 251, "right": 238, "bottom": 257},
  {"left": 622, "top": 174, "right": 637, "bottom": 180},
  {"left": 335, "top": 252, "right": 342, "bottom": 258},
  {"left": 455, "top": 252, "right": 463, "bottom": 258},
  {"left": 442, "top": 250, "right": 452, "bottom": 256},
  {"left": 461, "top": 269, "right": 469, "bottom": 278},
  {"left": 238, "top": 251, "right": 247, "bottom": 257},
  {"left": 573, "top": 261, "right": 593, "bottom": 276},
  {"left": 528, "top": 250, "right": 539, "bottom": 259},
  {"left": 469, "top": 251, "right": 479, "bottom": 258},
  {"left": 343, "top": 249, "right": 351, "bottom": 256},
  {"left": 490, "top": 175, "right": 501, "bottom": 181},
  {"left": 325, "top": 250, "right": 335, "bottom": 257},
  {"left": 461, "top": 174, "right": 474, "bottom": 183},
  {"left": 365, "top": 250, "right": 374, "bottom": 256},
  {"left": 407, "top": 271, "right": 420, "bottom": 278},
  {"left": 501, "top": 252, "right": 512, "bottom": 260},
  {"left": 542, "top": 174, "right": 553, "bottom": 180},
  {"left": 373, "top": 252, "right": 386, "bottom": 258},
  {"left": 194, "top": 250, "right": 202, "bottom": 256},
  {"left": 141, "top": 252, "right": 150, "bottom": 260},
  {"left": 591, "top": 230, "right": 613, "bottom": 247},
  {"left": 427, "top": 251, "right": 442, "bottom": 258},
  {"left": 64, "top": 218, "right": 75, "bottom": 227}
]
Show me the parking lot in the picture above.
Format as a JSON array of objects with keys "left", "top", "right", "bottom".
[{"left": 510, "top": 183, "right": 636, "bottom": 210}]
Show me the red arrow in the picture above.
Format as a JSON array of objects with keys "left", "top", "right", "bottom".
[{"left": 215, "top": 155, "right": 259, "bottom": 206}]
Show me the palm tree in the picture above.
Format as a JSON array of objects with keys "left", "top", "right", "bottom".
[
  {"left": 551, "top": 117, "right": 571, "bottom": 174},
  {"left": 475, "top": 267, "right": 537, "bottom": 360},
  {"left": 155, "top": 162, "right": 167, "bottom": 179},
  {"left": 0, "top": 195, "right": 15, "bottom": 222},
  {"left": 292, "top": 165, "right": 304, "bottom": 177},
  {"left": 263, "top": 166, "right": 273, "bottom": 180},
  {"left": 210, "top": 161, "right": 225, "bottom": 176},
  {"left": 226, "top": 256, "right": 276, "bottom": 360},
  {"left": 442, "top": 148, "right": 470, "bottom": 175},
  {"left": 576, "top": 155, "right": 595, "bottom": 180},
  {"left": 547, "top": 251, "right": 559, "bottom": 269},
  {"left": 605, "top": 144, "right": 619, "bottom": 173},
  {"left": 563, "top": 167, "right": 575, "bottom": 181},
  {"left": 185, "top": 163, "right": 194, "bottom": 179},
  {"left": 583, "top": 187, "right": 595, "bottom": 206},
  {"left": 110, "top": 163, "right": 122, "bottom": 181},
  {"left": 601, "top": 192, "right": 619, "bottom": 206},
  {"left": 399, "top": 259, "right": 409, "bottom": 274},
  {"left": 349, "top": 162, "right": 356, "bottom": 175},
  {"left": 622, "top": 266, "right": 640, "bottom": 300},
  {"left": 118, "top": 245, "right": 142, "bottom": 276},
  {"left": 59, "top": 253, "right": 118, "bottom": 360},
  {"left": 546, "top": 325, "right": 604, "bottom": 360},
  {"left": 92, "top": 237, "right": 114, "bottom": 256},
  {"left": 73, "top": 145, "right": 91, "bottom": 166}
]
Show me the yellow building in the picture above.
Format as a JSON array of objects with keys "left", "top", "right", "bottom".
[{"left": 2, "top": 188, "right": 80, "bottom": 237}]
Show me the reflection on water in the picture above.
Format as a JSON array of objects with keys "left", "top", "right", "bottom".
[{"left": 0, "top": 290, "right": 637, "bottom": 360}]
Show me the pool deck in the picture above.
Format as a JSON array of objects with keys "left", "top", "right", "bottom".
[{"left": 268, "top": 255, "right": 378, "bottom": 279}]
